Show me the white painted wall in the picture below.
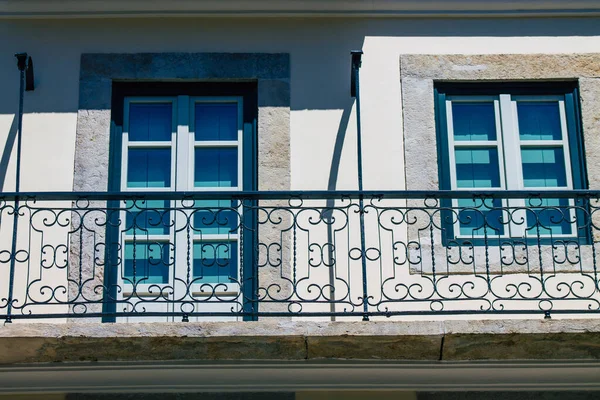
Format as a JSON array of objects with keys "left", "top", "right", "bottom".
[
  {"left": 0, "top": 17, "right": 599, "bottom": 193},
  {"left": 1, "top": 17, "right": 600, "bottom": 321}
]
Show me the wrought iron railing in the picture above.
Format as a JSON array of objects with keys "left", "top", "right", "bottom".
[{"left": 1, "top": 190, "right": 600, "bottom": 322}]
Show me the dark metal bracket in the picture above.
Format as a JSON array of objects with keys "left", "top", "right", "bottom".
[
  {"left": 15, "top": 52, "right": 35, "bottom": 91},
  {"left": 350, "top": 50, "right": 363, "bottom": 98}
]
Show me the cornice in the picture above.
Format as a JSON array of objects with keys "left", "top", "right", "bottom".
[
  {"left": 1, "top": 0, "right": 600, "bottom": 19},
  {"left": 0, "top": 361, "right": 599, "bottom": 393}
]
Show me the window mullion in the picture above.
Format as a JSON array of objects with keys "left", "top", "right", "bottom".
[
  {"left": 558, "top": 100, "right": 575, "bottom": 189},
  {"left": 499, "top": 94, "right": 525, "bottom": 238},
  {"left": 445, "top": 99, "right": 461, "bottom": 239},
  {"left": 175, "top": 96, "right": 190, "bottom": 191},
  {"left": 174, "top": 96, "right": 191, "bottom": 300},
  {"left": 499, "top": 95, "right": 521, "bottom": 189},
  {"left": 445, "top": 100, "right": 458, "bottom": 190},
  {"left": 121, "top": 100, "right": 131, "bottom": 191}
]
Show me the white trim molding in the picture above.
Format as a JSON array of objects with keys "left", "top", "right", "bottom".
[
  {"left": 2, "top": 0, "right": 600, "bottom": 19},
  {"left": 0, "top": 361, "right": 599, "bottom": 393}
]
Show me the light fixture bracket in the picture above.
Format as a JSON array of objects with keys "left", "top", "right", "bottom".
[
  {"left": 15, "top": 53, "right": 35, "bottom": 91},
  {"left": 350, "top": 50, "right": 363, "bottom": 98}
]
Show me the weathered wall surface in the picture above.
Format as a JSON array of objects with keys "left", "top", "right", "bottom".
[
  {"left": 2, "top": 17, "right": 600, "bottom": 194},
  {"left": 2, "top": 17, "right": 600, "bottom": 322}
]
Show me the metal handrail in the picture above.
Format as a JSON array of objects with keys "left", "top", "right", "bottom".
[{"left": 1, "top": 189, "right": 599, "bottom": 201}]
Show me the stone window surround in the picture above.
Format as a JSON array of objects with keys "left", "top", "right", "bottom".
[
  {"left": 74, "top": 52, "right": 290, "bottom": 192},
  {"left": 400, "top": 53, "right": 600, "bottom": 274},
  {"left": 71, "top": 52, "right": 291, "bottom": 312}
]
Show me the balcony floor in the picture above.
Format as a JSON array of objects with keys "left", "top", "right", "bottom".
[{"left": 1, "top": 318, "right": 599, "bottom": 364}]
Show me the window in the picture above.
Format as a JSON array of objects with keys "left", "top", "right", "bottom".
[
  {"left": 435, "top": 83, "right": 587, "bottom": 242},
  {"left": 105, "top": 82, "right": 257, "bottom": 320},
  {"left": 120, "top": 96, "right": 243, "bottom": 290}
]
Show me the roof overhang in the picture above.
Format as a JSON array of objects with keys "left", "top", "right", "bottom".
[
  {"left": 1, "top": 0, "right": 600, "bottom": 19},
  {"left": 1, "top": 361, "right": 600, "bottom": 393}
]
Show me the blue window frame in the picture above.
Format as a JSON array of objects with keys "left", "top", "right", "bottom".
[
  {"left": 104, "top": 82, "right": 258, "bottom": 321},
  {"left": 435, "top": 82, "right": 588, "bottom": 245},
  {"left": 119, "top": 96, "right": 244, "bottom": 289}
]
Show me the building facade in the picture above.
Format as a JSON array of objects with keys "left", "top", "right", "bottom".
[{"left": 1, "top": 0, "right": 600, "bottom": 398}]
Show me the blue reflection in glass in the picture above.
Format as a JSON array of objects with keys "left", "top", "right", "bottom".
[
  {"left": 525, "top": 198, "right": 572, "bottom": 236},
  {"left": 517, "top": 102, "right": 562, "bottom": 141},
  {"left": 124, "top": 242, "right": 170, "bottom": 284},
  {"left": 193, "top": 200, "right": 239, "bottom": 235},
  {"left": 195, "top": 103, "right": 238, "bottom": 141},
  {"left": 452, "top": 102, "right": 497, "bottom": 141},
  {"left": 127, "top": 148, "right": 171, "bottom": 188},
  {"left": 193, "top": 242, "right": 238, "bottom": 283},
  {"left": 455, "top": 148, "right": 501, "bottom": 188},
  {"left": 195, "top": 148, "right": 238, "bottom": 188},
  {"left": 521, "top": 147, "right": 566, "bottom": 187},
  {"left": 129, "top": 103, "right": 172, "bottom": 141},
  {"left": 458, "top": 198, "right": 505, "bottom": 236},
  {"left": 124, "top": 200, "right": 170, "bottom": 236}
]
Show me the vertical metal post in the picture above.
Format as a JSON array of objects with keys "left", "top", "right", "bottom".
[
  {"left": 6, "top": 53, "right": 29, "bottom": 323},
  {"left": 351, "top": 50, "right": 369, "bottom": 321},
  {"left": 14, "top": 54, "right": 27, "bottom": 193}
]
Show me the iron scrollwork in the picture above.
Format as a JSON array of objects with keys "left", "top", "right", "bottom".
[{"left": 0, "top": 190, "right": 599, "bottom": 321}]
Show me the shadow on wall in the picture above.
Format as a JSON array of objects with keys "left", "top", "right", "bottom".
[
  {"left": 325, "top": 97, "right": 355, "bottom": 316},
  {"left": 328, "top": 98, "right": 355, "bottom": 192},
  {"left": 0, "top": 16, "right": 599, "bottom": 189},
  {"left": 0, "top": 116, "right": 15, "bottom": 191},
  {"left": 1, "top": 17, "right": 600, "bottom": 113}
]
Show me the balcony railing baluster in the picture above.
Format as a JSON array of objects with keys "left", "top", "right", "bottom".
[{"left": 0, "top": 190, "right": 599, "bottom": 321}]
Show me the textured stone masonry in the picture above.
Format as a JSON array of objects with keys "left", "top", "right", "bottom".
[
  {"left": 71, "top": 52, "right": 291, "bottom": 317},
  {"left": 400, "top": 53, "right": 600, "bottom": 274},
  {"left": 0, "top": 319, "right": 599, "bottom": 364}
]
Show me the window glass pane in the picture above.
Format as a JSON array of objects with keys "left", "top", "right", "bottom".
[
  {"left": 452, "top": 102, "right": 497, "bottom": 141},
  {"left": 124, "top": 200, "right": 170, "bottom": 236},
  {"left": 455, "top": 148, "right": 501, "bottom": 188},
  {"left": 124, "top": 242, "right": 170, "bottom": 284},
  {"left": 127, "top": 148, "right": 171, "bottom": 188},
  {"left": 193, "top": 200, "right": 240, "bottom": 235},
  {"left": 525, "top": 198, "right": 572, "bottom": 236},
  {"left": 457, "top": 198, "right": 505, "bottom": 236},
  {"left": 129, "top": 103, "right": 172, "bottom": 141},
  {"left": 193, "top": 242, "right": 238, "bottom": 283},
  {"left": 521, "top": 147, "right": 567, "bottom": 187},
  {"left": 517, "top": 102, "right": 562, "bottom": 141},
  {"left": 195, "top": 103, "right": 238, "bottom": 141},
  {"left": 194, "top": 148, "right": 238, "bottom": 188}
]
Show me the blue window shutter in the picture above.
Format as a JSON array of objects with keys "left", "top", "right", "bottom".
[
  {"left": 242, "top": 119, "right": 258, "bottom": 321},
  {"left": 434, "top": 88, "right": 454, "bottom": 245},
  {"left": 564, "top": 88, "right": 591, "bottom": 244},
  {"left": 103, "top": 121, "right": 123, "bottom": 322},
  {"left": 564, "top": 89, "right": 588, "bottom": 190}
]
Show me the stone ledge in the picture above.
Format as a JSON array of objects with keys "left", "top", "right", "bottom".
[
  {"left": 2, "top": 318, "right": 599, "bottom": 338},
  {"left": 0, "top": 319, "right": 599, "bottom": 364}
]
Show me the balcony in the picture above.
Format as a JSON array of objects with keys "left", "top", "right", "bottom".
[{"left": 1, "top": 189, "right": 599, "bottom": 323}]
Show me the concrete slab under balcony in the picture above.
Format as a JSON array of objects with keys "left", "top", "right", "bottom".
[{"left": 0, "top": 319, "right": 599, "bottom": 364}]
